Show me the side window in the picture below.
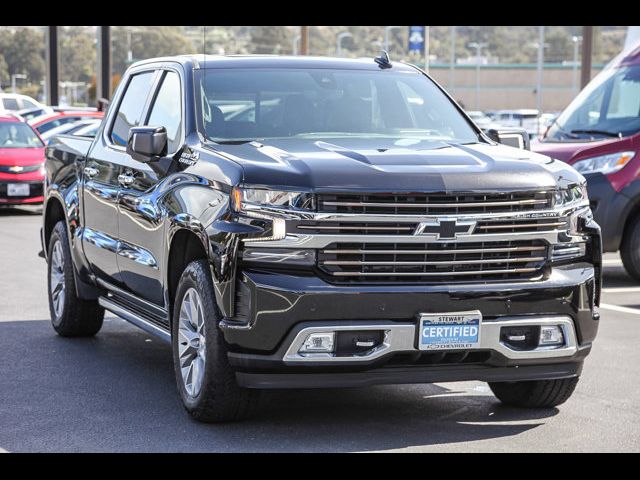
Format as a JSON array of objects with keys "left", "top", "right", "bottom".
[
  {"left": 109, "top": 72, "right": 155, "bottom": 146},
  {"left": 22, "top": 99, "right": 38, "bottom": 109},
  {"left": 3, "top": 98, "right": 20, "bottom": 110},
  {"left": 145, "top": 71, "right": 182, "bottom": 153}
]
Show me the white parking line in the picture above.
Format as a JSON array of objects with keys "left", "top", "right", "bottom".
[
  {"left": 600, "top": 303, "right": 640, "bottom": 315},
  {"left": 602, "top": 286, "right": 640, "bottom": 293}
]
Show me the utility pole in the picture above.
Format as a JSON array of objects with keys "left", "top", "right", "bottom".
[
  {"left": 336, "top": 32, "right": 353, "bottom": 57},
  {"left": 300, "top": 26, "right": 309, "bottom": 55},
  {"left": 424, "top": 26, "right": 430, "bottom": 73},
  {"left": 384, "top": 26, "right": 402, "bottom": 53},
  {"left": 468, "top": 42, "right": 487, "bottom": 110},
  {"left": 572, "top": 35, "right": 582, "bottom": 96},
  {"left": 292, "top": 34, "right": 301, "bottom": 55},
  {"left": 535, "top": 25, "right": 545, "bottom": 115},
  {"left": 46, "top": 26, "right": 59, "bottom": 106},
  {"left": 581, "top": 26, "right": 594, "bottom": 88},
  {"left": 97, "top": 26, "right": 112, "bottom": 103},
  {"left": 450, "top": 26, "right": 456, "bottom": 90}
]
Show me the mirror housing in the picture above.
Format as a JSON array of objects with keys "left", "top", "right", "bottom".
[
  {"left": 126, "top": 126, "right": 168, "bottom": 163},
  {"left": 485, "top": 127, "right": 531, "bottom": 150}
]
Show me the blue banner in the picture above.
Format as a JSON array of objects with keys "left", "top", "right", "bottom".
[{"left": 408, "top": 26, "right": 425, "bottom": 53}]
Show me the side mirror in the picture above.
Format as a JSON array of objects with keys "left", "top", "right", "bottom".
[
  {"left": 485, "top": 127, "right": 531, "bottom": 150},
  {"left": 126, "top": 126, "right": 167, "bottom": 163}
]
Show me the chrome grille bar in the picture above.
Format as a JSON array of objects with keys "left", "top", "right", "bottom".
[
  {"left": 329, "top": 268, "right": 540, "bottom": 277},
  {"left": 322, "top": 246, "right": 546, "bottom": 255},
  {"left": 322, "top": 257, "right": 546, "bottom": 266},
  {"left": 322, "top": 199, "right": 548, "bottom": 208},
  {"left": 476, "top": 221, "right": 566, "bottom": 230}
]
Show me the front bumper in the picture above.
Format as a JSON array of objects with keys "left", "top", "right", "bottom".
[
  {"left": 0, "top": 180, "right": 44, "bottom": 205},
  {"left": 221, "top": 262, "right": 599, "bottom": 387}
]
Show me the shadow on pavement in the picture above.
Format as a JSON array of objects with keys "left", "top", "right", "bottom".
[
  {"left": 0, "top": 205, "right": 43, "bottom": 216},
  {"left": 0, "top": 318, "right": 558, "bottom": 452},
  {"left": 602, "top": 263, "right": 638, "bottom": 288}
]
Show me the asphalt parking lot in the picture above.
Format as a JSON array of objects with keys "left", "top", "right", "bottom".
[{"left": 0, "top": 205, "right": 638, "bottom": 452}]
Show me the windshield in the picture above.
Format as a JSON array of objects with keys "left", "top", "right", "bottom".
[
  {"left": 196, "top": 68, "right": 479, "bottom": 144},
  {"left": 0, "top": 122, "right": 43, "bottom": 148},
  {"left": 546, "top": 65, "right": 640, "bottom": 142}
]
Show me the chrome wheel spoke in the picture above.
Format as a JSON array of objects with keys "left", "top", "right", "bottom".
[
  {"left": 177, "top": 287, "right": 207, "bottom": 398},
  {"left": 49, "top": 241, "right": 65, "bottom": 320}
]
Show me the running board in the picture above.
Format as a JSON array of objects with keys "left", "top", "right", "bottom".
[{"left": 99, "top": 296, "right": 171, "bottom": 344}]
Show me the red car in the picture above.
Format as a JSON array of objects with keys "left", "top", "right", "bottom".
[
  {"left": 28, "top": 110, "right": 104, "bottom": 135},
  {"left": 0, "top": 113, "right": 46, "bottom": 205},
  {"left": 533, "top": 41, "right": 640, "bottom": 279}
]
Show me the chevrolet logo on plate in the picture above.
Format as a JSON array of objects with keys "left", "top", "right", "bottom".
[
  {"left": 8, "top": 166, "right": 24, "bottom": 173},
  {"left": 415, "top": 218, "right": 477, "bottom": 240}
]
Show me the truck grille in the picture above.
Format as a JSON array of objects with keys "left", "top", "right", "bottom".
[
  {"left": 317, "top": 191, "right": 552, "bottom": 215},
  {"left": 317, "top": 240, "right": 548, "bottom": 283}
]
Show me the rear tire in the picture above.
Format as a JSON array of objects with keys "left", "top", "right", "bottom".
[
  {"left": 172, "top": 259, "right": 258, "bottom": 423},
  {"left": 621, "top": 215, "right": 640, "bottom": 281},
  {"left": 489, "top": 377, "right": 579, "bottom": 408},
  {"left": 47, "top": 221, "right": 104, "bottom": 337}
]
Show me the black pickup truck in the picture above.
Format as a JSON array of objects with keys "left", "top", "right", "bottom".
[{"left": 42, "top": 54, "right": 602, "bottom": 422}]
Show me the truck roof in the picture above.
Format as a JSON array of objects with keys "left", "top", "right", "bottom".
[{"left": 129, "top": 54, "right": 420, "bottom": 72}]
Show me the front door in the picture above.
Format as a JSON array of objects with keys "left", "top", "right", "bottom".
[
  {"left": 82, "top": 70, "right": 157, "bottom": 286},
  {"left": 117, "top": 69, "right": 184, "bottom": 307}
]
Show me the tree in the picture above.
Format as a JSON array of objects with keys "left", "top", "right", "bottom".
[
  {"left": 0, "top": 27, "right": 45, "bottom": 87},
  {"left": 60, "top": 26, "right": 96, "bottom": 84},
  {"left": 250, "top": 26, "right": 292, "bottom": 54}
]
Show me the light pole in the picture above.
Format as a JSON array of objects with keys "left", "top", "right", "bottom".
[
  {"left": 384, "top": 26, "right": 402, "bottom": 53},
  {"left": 450, "top": 26, "right": 456, "bottom": 90},
  {"left": 292, "top": 34, "right": 301, "bottom": 55},
  {"left": 467, "top": 42, "right": 487, "bottom": 110},
  {"left": 11, "top": 74, "right": 27, "bottom": 93},
  {"left": 336, "top": 32, "right": 353, "bottom": 57},
  {"left": 572, "top": 35, "right": 582, "bottom": 96}
]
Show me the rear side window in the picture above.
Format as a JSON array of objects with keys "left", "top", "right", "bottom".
[
  {"left": 145, "top": 71, "right": 182, "bottom": 153},
  {"left": 3, "top": 98, "right": 20, "bottom": 110},
  {"left": 37, "top": 116, "right": 81, "bottom": 134},
  {"left": 110, "top": 72, "right": 154, "bottom": 146},
  {"left": 22, "top": 99, "right": 38, "bottom": 109}
]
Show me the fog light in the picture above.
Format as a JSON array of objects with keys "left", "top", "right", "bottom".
[
  {"left": 299, "top": 332, "right": 335, "bottom": 353},
  {"left": 539, "top": 325, "right": 564, "bottom": 346}
]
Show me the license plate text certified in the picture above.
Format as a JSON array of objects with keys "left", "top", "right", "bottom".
[
  {"left": 7, "top": 183, "right": 30, "bottom": 196},
  {"left": 418, "top": 311, "right": 482, "bottom": 351}
]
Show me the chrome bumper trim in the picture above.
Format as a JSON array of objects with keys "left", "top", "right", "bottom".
[{"left": 282, "top": 316, "right": 577, "bottom": 363}]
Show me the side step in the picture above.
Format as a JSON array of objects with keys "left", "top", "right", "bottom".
[{"left": 99, "top": 296, "right": 171, "bottom": 344}]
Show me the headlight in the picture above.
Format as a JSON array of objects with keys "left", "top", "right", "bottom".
[
  {"left": 553, "top": 183, "right": 588, "bottom": 209},
  {"left": 572, "top": 151, "right": 635, "bottom": 175},
  {"left": 232, "top": 187, "right": 314, "bottom": 212}
]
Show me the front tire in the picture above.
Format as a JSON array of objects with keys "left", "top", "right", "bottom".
[
  {"left": 172, "top": 259, "right": 258, "bottom": 422},
  {"left": 489, "top": 377, "right": 579, "bottom": 408},
  {"left": 621, "top": 215, "right": 640, "bottom": 281},
  {"left": 47, "top": 221, "right": 104, "bottom": 337}
]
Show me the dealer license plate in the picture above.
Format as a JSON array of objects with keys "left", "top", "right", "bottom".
[
  {"left": 418, "top": 310, "right": 482, "bottom": 351},
  {"left": 7, "top": 183, "right": 30, "bottom": 197}
]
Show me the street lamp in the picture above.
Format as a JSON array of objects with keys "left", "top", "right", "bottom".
[
  {"left": 528, "top": 26, "right": 549, "bottom": 125},
  {"left": 384, "top": 26, "right": 403, "bottom": 53},
  {"left": 336, "top": 32, "right": 353, "bottom": 57},
  {"left": 11, "top": 74, "right": 27, "bottom": 94},
  {"left": 572, "top": 35, "right": 582, "bottom": 96},
  {"left": 467, "top": 42, "right": 488, "bottom": 110}
]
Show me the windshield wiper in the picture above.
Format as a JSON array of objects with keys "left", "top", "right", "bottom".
[
  {"left": 547, "top": 118, "right": 580, "bottom": 139},
  {"left": 570, "top": 129, "right": 622, "bottom": 138}
]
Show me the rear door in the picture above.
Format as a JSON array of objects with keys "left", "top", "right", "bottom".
[
  {"left": 81, "top": 69, "right": 157, "bottom": 285},
  {"left": 116, "top": 67, "right": 184, "bottom": 306}
]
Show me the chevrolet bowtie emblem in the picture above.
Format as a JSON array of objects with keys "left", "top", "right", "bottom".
[
  {"left": 8, "top": 165, "right": 24, "bottom": 173},
  {"left": 415, "top": 218, "right": 476, "bottom": 240}
]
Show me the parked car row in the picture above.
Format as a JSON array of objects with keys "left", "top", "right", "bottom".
[
  {"left": 0, "top": 103, "right": 104, "bottom": 206},
  {"left": 466, "top": 108, "right": 560, "bottom": 140}
]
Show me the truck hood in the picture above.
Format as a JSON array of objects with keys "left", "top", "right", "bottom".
[{"left": 207, "top": 138, "right": 583, "bottom": 192}]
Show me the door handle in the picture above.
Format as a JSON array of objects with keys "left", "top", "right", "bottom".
[
  {"left": 118, "top": 172, "right": 135, "bottom": 187},
  {"left": 83, "top": 166, "right": 99, "bottom": 178}
]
